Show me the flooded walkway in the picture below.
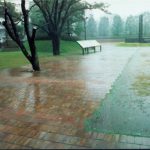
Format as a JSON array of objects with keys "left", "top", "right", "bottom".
[
  {"left": 1, "top": 43, "right": 149, "bottom": 149},
  {"left": 86, "top": 47, "right": 150, "bottom": 148}
]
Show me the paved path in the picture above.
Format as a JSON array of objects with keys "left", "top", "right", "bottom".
[
  {"left": 86, "top": 47, "right": 150, "bottom": 148},
  {"left": 0, "top": 43, "right": 150, "bottom": 149}
]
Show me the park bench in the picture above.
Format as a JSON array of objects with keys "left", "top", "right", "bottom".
[{"left": 77, "top": 40, "right": 102, "bottom": 55}]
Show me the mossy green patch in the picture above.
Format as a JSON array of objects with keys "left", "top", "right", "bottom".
[
  {"left": 117, "top": 42, "right": 150, "bottom": 47},
  {"left": 85, "top": 51, "right": 150, "bottom": 137},
  {"left": 132, "top": 75, "right": 150, "bottom": 96}
]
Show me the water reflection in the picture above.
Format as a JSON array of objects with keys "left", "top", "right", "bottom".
[{"left": 0, "top": 45, "right": 137, "bottom": 125}]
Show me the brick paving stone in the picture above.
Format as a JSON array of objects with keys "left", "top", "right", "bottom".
[
  {"left": 116, "top": 143, "right": 141, "bottom": 149},
  {"left": 3, "top": 125, "right": 14, "bottom": 133},
  {"left": 53, "top": 134, "right": 66, "bottom": 143},
  {"left": 67, "top": 129, "right": 77, "bottom": 136},
  {"left": 27, "top": 139, "right": 38, "bottom": 148},
  {"left": 14, "top": 136, "right": 25, "bottom": 145},
  {"left": 16, "top": 137, "right": 30, "bottom": 146},
  {"left": 59, "top": 135, "right": 76, "bottom": 145},
  {"left": 29, "top": 130, "right": 39, "bottom": 138},
  {"left": 75, "top": 129, "right": 87, "bottom": 138},
  {"left": 43, "top": 133, "right": 55, "bottom": 141},
  {"left": 91, "top": 132, "right": 98, "bottom": 139},
  {"left": 68, "top": 136, "right": 80, "bottom": 145},
  {"left": 140, "top": 145, "right": 150, "bottom": 149},
  {"left": 54, "top": 134, "right": 79, "bottom": 145},
  {"left": 43, "top": 143, "right": 57, "bottom": 149},
  {"left": 103, "top": 134, "right": 114, "bottom": 142},
  {"left": 41, "top": 143, "right": 53, "bottom": 149},
  {"left": 126, "top": 136, "right": 136, "bottom": 144},
  {"left": 113, "top": 134, "right": 120, "bottom": 142},
  {"left": 91, "top": 140, "right": 116, "bottom": 149},
  {"left": 142, "top": 137, "right": 150, "bottom": 146},
  {"left": 38, "top": 131, "right": 48, "bottom": 140},
  {"left": 0, "top": 45, "right": 150, "bottom": 149},
  {"left": 84, "top": 132, "right": 92, "bottom": 139},
  {"left": 61, "top": 128, "right": 74, "bottom": 136},
  {"left": 119, "top": 135, "right": 135, "bottom": 144},
  {"left": 75, "top": 138, "right": 94, "bottom": 148},
  {"left": 22, "top": 138, "right": 33, "bottom": 147},
  {"left": 0, "top": 132, "right": 8, "bottom": 141},
  {"left": 70, "top": 145, "right": 90, "bottom": 149},
  {"left": 0, "top": 124, "right": 5, "bottom": 132},
  {"left": 4, "top": 143, "right": 21, "bottom": 149},
  {"left": 37, "top": 141, "right": 53, "bottom": 149},
  {"left": 3, "top": 134, "right": 17, "bottom": 143},
  {"left": 9, "top": 145, "right": 29, "bottom": 149},
  {"left": 53, "top": 143, "right": 69, "bottom": 149},
  {"left": 0, "top": 142, "right": 5, "bottom": 149},
  {"left": 62, "top": 144, "right": 73, "bottom": 149},
  {"left": 96, "top": 133, "right": 105, "bottom": 140},
  {"left": 40, "top": 125, "right": 51, "bottom": 132},
  {"left": 134, "top": 136, "right": 144, "bottom": 145}
]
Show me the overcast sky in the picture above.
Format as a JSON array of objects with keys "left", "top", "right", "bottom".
[{"left": 85, "top": 0, "right": 150, "bottom": 21}]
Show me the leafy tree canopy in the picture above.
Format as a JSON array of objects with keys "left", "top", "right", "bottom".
[
  {"left": 0, "top": 0, "right": 19, "bottom": 19},
  {"left": 32, "top": 0, "right": 110, "bottom": 55}
]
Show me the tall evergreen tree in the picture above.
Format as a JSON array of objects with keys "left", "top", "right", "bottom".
[
  {"left": 73, "top": 21, "right": 84, "bottom": 37},
  {"left": 111, "top": 15, "right": 123, "bottom": 37},
  {"left": 125, "top": 15, "right": 138, "bottom": 38},
  {"left": 98, "top": 16, "right": 109, "bottom": 37},
  {"left": 143, "top": 12, "right": 150, "bottom": 37},
  {"left": 86, "top": 15, "right": 97, "bottom": 38}
]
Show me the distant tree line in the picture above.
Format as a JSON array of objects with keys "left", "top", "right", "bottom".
[{"left": 73, "top": 12, "right": 150, "bottom": 39}]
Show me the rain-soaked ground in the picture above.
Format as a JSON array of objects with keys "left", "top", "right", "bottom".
[
  {"left": 0, "top": 43, "right": 150, "bottom": 149},
  {"left": 86, "top": 47, "right": 150, "bottom": 137}
]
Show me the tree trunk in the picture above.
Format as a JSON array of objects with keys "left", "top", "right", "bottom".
[
  {"left": 31, "top": 57, "right": 40, "bottom": 71},
  {"left": 52, "top": 33, "right": 60, "bottom": 56},
  {"left": 30, "top": 42, "right": 40, "bottom": 71}
]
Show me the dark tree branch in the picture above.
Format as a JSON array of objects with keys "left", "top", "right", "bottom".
[
  {"left": 31, "top": 27, "right": 37, "bottom": 41},
  {"left": 32, "top": 23, "right": 50, "bottom": 34},
  {"left": 2, "top": 0, "right": 40, "bottom": 71},
  {"left": 53, "top": 0, "right": 59, "bottom": 26},
  {"left": 57, "top": 0, "right": 65, "bottom": 23},
  {"left": 29, "top": 3, "right": 36, "bottom": 12},
  {"left": 21, "top": 0, "right": 31, "bottom": 41}
]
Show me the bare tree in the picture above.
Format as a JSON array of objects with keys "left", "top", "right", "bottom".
[
  {"left": 33, "top": 0, "right": 109, "bottom": 56},
  {"left": 2, "top": 0, "right": 40, "bottom": 71}
]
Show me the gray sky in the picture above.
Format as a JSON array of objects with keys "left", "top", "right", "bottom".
[{"left": 85, "top": 0, "right": 150, "bottom": 20}]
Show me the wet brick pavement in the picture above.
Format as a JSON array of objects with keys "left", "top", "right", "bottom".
[{"left": 0, "top": 43, "right": 150, "bottom": 149}]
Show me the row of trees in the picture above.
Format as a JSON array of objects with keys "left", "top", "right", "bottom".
[
  {"left": 86, "top": 15, "right": 123, "bottom": 38},
  {"left": 82, "top": 12, "right": 150, "bottom": 39},
  {"left": 0, "top": 0, "right": 109, "bottom": 71}
]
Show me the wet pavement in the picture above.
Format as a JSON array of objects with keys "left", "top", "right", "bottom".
[
  {"left": 0, "top": 43, "right": 150, "bottom": 149},
  {"left": 86, "top": 47, "right": 150, "bottom": 138}
]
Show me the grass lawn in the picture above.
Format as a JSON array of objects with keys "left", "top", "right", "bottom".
[
  {"left": 0, "top": 40, "right": 82, "bottom": 69},
  {"left": 117, "top": 42, "right": 150, "bottom": 47},
  {"left": 24, "top": 40, "right": 82, "bottom": 55}
]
